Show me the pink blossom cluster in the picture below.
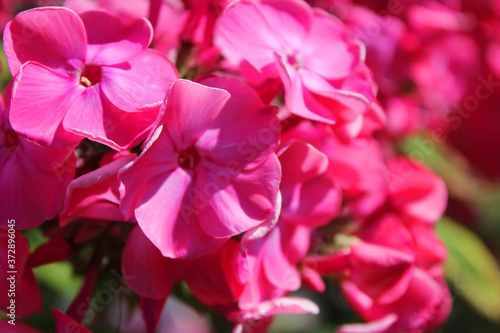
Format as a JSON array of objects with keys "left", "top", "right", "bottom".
[
  {"left": 0, "top": 1, "right": 458, "bottom": 332},
  {"left": 308, "top": 0, "right": 500, "bottom": 181}
]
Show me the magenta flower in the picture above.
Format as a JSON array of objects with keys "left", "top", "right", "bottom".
[
  {"left": 65, "top": 0, "right": 188, "bottom": 55},
  {"left": 278, "top": 139, "right": 341, "bottom": 227},
  {"left": 59, "top": 152, "right": 137, "bottom": 226},
  {"left": 186, "top": 238, "right": 248, "bottom": 307},
  {"left": 282, "top": 121, "right": 387, "bottom": 217},
  {"left": 305, "top": 213, "right": 450, "bottom": 333},
  {"left": 386, "top": 157, "right": 447, "bottom": 224},
  {"left": 216, "top": 0, "right": 382, "bottom": 138},
  {"left": 119, "top": 77, "right": 281, "bottom": 258},
  {"left": 0, "top": 90, "right": 76, "bottom": 230},
  {"left": 238, "top": 140, "right": 340, "bottom": 310},
  {"left": 4, "top": 7, "right": 178, "bottom": 149}
]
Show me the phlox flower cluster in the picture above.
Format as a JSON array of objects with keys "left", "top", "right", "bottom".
[{"left": 0, "top": 0, "right": 467, "bottom": 332}]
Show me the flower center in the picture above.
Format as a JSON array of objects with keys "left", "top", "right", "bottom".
[
  {"left": 287, "top": 52, "right": 301, "bottom": 70},
  {"left": 1, "top": 129, "right": 19, "bottom": 152},
  {"left": 178, "top": 148, "right": 200, "bottom": 169},
  {"left": 79, "top": 64, "right": 102, "bottom": 87}
]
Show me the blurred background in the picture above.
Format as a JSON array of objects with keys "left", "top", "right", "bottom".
[{"left": 1, "top": 0, "right": 500, "bottom": 332}]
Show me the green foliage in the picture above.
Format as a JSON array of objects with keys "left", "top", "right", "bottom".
[{"left": 437, "top": 217, "right": 500, "bottom": 322}]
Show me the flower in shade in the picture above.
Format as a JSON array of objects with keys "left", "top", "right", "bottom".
[{"left": 0, "top": 88, "right": 76, "bottom": 230}]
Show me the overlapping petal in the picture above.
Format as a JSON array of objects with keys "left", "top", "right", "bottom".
[{"left": 3, "top": 7, "right": 86, "bottom": 74}]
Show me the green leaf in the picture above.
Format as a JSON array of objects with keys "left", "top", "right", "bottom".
[
  {"left": 22, "top": 227, "right": 47, "bottom": 251},
  {"left": 33, "top": 262, "right": 83, "bottom": 300},
  {"left": 437, "top": 217, "right": 500, "bottom": 322}
]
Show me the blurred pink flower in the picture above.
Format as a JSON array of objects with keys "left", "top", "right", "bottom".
[
  {"left": 305, "top": 213, "right": 450, "bottom": 333},
  {"left": 386, "top": 157, "right": 447, "bottom": 225}
]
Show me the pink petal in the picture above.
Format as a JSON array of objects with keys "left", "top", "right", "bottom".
[
  {"left": 66, "top": 262, "right": 98, "bottom": 322},
  {"left": 160, "top": 79, "right": 230, "bottom": 149},
  {"left": 280, "top": 124, "right": 387, "bottom": 217},
  {"left": 64, "top": 0, "right": 101, "bottom": 12},
  {"left": 10, "top": 62, "right": 82, "bottom": 147},
  {"left": 377, "top": 269, "right": 448, "bottom": 331},
  {"left": 196, "top": 76, "right": 280, "bottom": 170},
  {"left": 338, "top": 314, "right": 398, "bottom": 333},
  {"left": 66, "top": 202, "right": 126, "bottom": 225},
  {"left": 100, "top": 49, "right": 178, "bottom": 111},
  {"left": 278, "top": 140, "right": 341, "bottom": 226},
  {"left": 61, "top": 86, "right": 108, "bottom": 144},
  {"left": 195, "top": 155, "right": 281, "bottom": 238},
  {"left": 122, "top": 227, "right": 182, "bottom": 298},
  {"left": 334, "top": 114, "right": 364, "bottom": 140},
  {"left": 276, "top": 54, "right": 336, "bottom": 124},
  {"left": 17, "top": 270, "right": 42, "bottom": 317},
  {"left": 26, "top": 237, "right": 71, "bottom": 268},
  {"left": 52, "top": 308, "right": 92, "bottom": 333},
  {"left": 152, "top": 1, "right": 188, "bottom": 54},
  {"left": 239, "top": 236, "right": 279, "bottom": 309},
  {"left": 231, "top": 318, "right": 273, "bottom": 333},
  {"left": 240, "top": 191, "right": 282, "bottom": 247},
  {"left": 80, "top": 10, "right": 152, "bottom": 65},
  {"left": 118, "top": 126, "right": 178, "bottom": 220},
  {"left": 258, "top": 0, "right": 313, "bottom": 51},
  {"left": 0, "top": 230, "right": 40, "bottom": 317},
  {"left": 281, "top": 224, "right": 312, "bottom": 264},
  {"left": 358, "top": 101, "right": 386, "bottom": 137},
  {"left": 228, "top": 297, "right": 319, "bottom": 322},
  {"left": 301, "top": 265, "right": 325, "bottom": 292},
  {"left": 278, "top": 140, "right": 329, "bottom": 183},
  {"left": 262, "top": 226, "right": 301, "bottom": 291},
  {"left": 300, "top": 12, "right": 356, "bottom": 80},
  {"left": 341, "top": 280, "right": 374, "bottom": 315},
  {"left": 0, "top": 229, "right": 29, "bottom": 274},
  {"left": 409, "top": 224, "right": 448, "bottom": 276},
  {"left": 357, "top": 214, "right": 414, "bottom": 257},
  {"left": 0, "top": 149, "right": 75, "bottom": 230},
  {"left": 300, "top": 69, "right": 370, "bottom": 120},
  {"left": 186, "top": 239, "right": 247, "bottom": 305},
  {"left": 425, "top": 280, "right": 452, "bottom": 331},
  {"left": 134, "top": 167, "right": 228, "bottom": 258},
  {"left": 285, "top": 173, "right": 340, "bottom": 227},
  {"left": 4, "top": 7, "right": 86, "bottom": 75},
  {"left": 140, "top": 296, "right": 167, "bottom": 333},
  {"left": 216, "top": 0, "right": 286, "bottom": 71},
  {"left": 59, "top": 153, "right": 136, "bottom": 225},
  {"left": 349, "top": 243, "right": 415, "bottom": 304},
  {"left": 387, "top": 158, "right": 447, "bottom": 224},
  {"left": 20, "top": 139, "right": 76, "bottom": 171},
  {"left": 303, "top": 250, "right": 350, "bottom": 276},
  {"left": 63, "top": 87, "right": 157, "bottom": 150},
  {"left": 73, "top": 222, "right": 110, "bottom": 244}
]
